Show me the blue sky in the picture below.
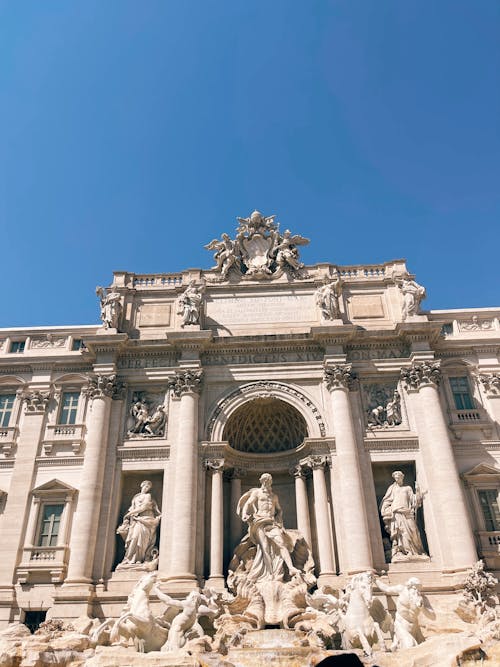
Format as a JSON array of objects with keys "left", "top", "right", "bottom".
[{"left": 1, "top": 1, "right": 499, "bottom": 326}]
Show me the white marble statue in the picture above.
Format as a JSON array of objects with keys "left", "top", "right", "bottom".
[
  {"left": 227, "top": 472, "right": 315, "bottom": 627},
  {"left": 96, "top": 286, "right": 122, "bottom": 330},
  {"left": 116, "top": 481, "right": 161, "bottom": 570},
  {"left": 380, "top": 471, "right": 426, "bottom": 561},
  {"left": 205, "top": 233, "right": 241, "bottom": 279},
  {"left": 91, "top": 572, "right": 169, "bottom": 652},
  {"left": 315, "top": 273, "right": 343, "bottom": 321},
  {"left": 128, "top": 397, "right": 166, "bottom": 438},
  {"left": 156, "top": 589, "right": 218, "bottom": 653},
  {"left": 376, "top": 577, "right": 435, "bottom": 650},
  {"left": 272, "top": 229, "right": 309, "bottom": 273},
  {"left": 399, "top": 276, "right": 426, "bottom": 320},
  {"left": 177, "top": 280, "right": 204, "bottom": 327},
  {"left": 339, "top": 571, "right": 391, "bottom": 656},
  {"left": 237, "top": 473, "right": 301, "bottom": 581}
]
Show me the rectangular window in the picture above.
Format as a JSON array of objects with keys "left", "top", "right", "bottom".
[
  {"left": 71, "top": 339, "right": 83, "bottom": 351},
  {"left": 449, "top": 376, "right": 474, "bottom": 410},
  {"left": 10, "top": 341, "right": 25, "bottom": 354},
  {"left": 37, "top": 504, "right": 64, "bottom": 547},
  {"left": 478, "top": 490, "right": 500, "bottom": 531},
  {"left": 0, "top": 394, "right": 15, "bottom": 427},
  {"left": 59, "top": 392, "right": 79, "bottom": 425}
]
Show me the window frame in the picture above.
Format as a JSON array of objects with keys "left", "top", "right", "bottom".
[
  {"left": 449, "top": 375, "right": 475, "bottom": 410},
  {"left": 57, "top": 391, "right": 80, "bottom": 425}
]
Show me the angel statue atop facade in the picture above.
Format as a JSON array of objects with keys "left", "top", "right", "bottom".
[
  {"left": 272, "top": 229, "right": 310, "bottom": 275},
  {"left": 205, "top": 233, "right": 241, "bottom": 279},
  {"left": 96, "top": 286, "right": 122, "bottom": 330}
]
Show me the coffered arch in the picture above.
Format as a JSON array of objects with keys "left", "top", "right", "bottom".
[{"left": 206, "top": 380, "right": 326, "bottom": 443}]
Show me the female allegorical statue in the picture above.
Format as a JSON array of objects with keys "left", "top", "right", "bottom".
[{"left": 116, "top": 480, "right": 161, "bottom": 570}]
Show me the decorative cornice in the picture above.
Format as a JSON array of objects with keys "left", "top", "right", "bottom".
[
  {"left": 323, "top": 364, "right": 356, "bottom": 391},
  {"left": 117, "top": 446, "right": 169, "bottom": 461},
  {"left": 168, "top": 369, "right": 204, "bottom": 397},
  {"left": 400, "top": 361, "right": 441, "bottom": 391},
  {"left": 83, "top": 374, "right": 123, "bottom": 400}
]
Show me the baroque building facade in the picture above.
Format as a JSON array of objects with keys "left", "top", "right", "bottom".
[{"left": 0, "top": 211, "right": 499, "bottom": 631}]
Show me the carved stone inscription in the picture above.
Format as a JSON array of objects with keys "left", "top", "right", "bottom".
[
  {"left": 205, "top": 294, "right": 317, "bottom": 326},
  {"left": 203, "top": 348, "right": 324, "bottom": 366}
]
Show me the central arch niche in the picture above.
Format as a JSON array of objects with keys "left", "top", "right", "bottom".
[{"left": 223, "top": 397, "right": 308, "bottom": 453}]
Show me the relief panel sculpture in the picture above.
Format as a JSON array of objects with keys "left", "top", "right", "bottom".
[{"left": 127, "top": 392, "right": 167, "bottom": 438}]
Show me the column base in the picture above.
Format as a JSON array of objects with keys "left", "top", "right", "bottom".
[
  {"left": 206, "top": 575, "right": 226, "bottom": 591},
  {"left": 317, "top": 572, "right": 338, "bottom": 588},
  {"left": 159, "top": 574, "right": 200, "bottom": 595}
]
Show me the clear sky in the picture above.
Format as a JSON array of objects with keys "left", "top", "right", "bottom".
[{"left": 1, "top": 1, "right": 499, "bottom": 326}]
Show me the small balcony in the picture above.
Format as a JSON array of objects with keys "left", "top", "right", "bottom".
[
  {"left": 0, "top": 426, "right": 19, "bottom": 456},
  {"left": 477, "top": 531, "right": 500, "bottom": 569},
  {"left": 42, "top": 424, "right": 86, "bottom": 455},
  {"left": 449, "top": 409, "right": 492, "bottom": 439},
  {"left": 17, "top": 545, "right": 70, "bottom": 584}
]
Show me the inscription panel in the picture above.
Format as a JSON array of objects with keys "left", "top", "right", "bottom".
[{"left": 205, "top": 293, "right": 317, "bottom": 327}]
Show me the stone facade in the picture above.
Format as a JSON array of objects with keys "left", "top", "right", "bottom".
[{"left": 0, "top": 212, "right": 499, "bottom": 644}]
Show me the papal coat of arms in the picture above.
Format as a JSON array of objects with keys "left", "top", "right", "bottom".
[{"left": 205, "top": 210, "right": 309, "bottom": 281}]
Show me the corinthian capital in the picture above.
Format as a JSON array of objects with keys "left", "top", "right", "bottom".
[
  {"left": 476, "top": 373, "right": 500, "bottom": 396},
  {"left": 168, "top": 369, "right": 204, "bottom": 397},
  {"left": 204, "top": 459, "right": 224, "bottom": 473},
  {"left": 22, "top": 390, "right": 51, "bottom": 414},
  {"left": 400, "top": 361, "right": 441, "bottom": 391},
  {"left": 84, "top": 374, "right": 122, "bottom": 400},
  {"left": 324, "top": 364, "right": 356, "bottom": 391},
  {"left": 303, "top": 455, "right": 330, "bottom": 471}
]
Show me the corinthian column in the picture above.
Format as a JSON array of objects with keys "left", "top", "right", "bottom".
[
  {"left": 291, "top": 464, "right": 312, "bottom": 547},
  {"left": 166, "top": 369, "right": 203, "bottom": 584},
  {"left": 228, "top": 468, "right": 245, "bottom": 552},
  {"left": 307, "top": 456, "right": 335, "bottom": 577},
  {"left": 205, "top": 460, "right": 224, "bottom": 588},
  {"left": 324, "top": 365, "right": 372, "bottom": 572},
  {"left": 66, "top": 375, "right": 120, "bottom": 584},
  {"left": 401, "top": 362, "right": 477, "bottom": 570}
]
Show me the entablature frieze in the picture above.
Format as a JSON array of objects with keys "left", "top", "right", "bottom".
[
  {"left": 35, "top": 456, "right": 84, "bottom": 466},
  {"left": 117, "top": 445, "right": 170, "bottom": 461},
  {"left": 364, "top": 436, "right": 419, "bottom": 453},
  {"left": 200, "top": 437, "right": 334, "bottom": 473}
]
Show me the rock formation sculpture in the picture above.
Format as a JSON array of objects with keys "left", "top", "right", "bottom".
[
  {"left": 116, "top": 481, "right": 161, "bottom": 570},
  {"left": 380, "top": 471, "right": 427, "bottom": 562}
]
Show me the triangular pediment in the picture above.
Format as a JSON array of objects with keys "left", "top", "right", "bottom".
[
  {"left": 32, "top": 478, "right": 77, "bottom": 495},
  {"left": 463, "top": 463, "right": 500, "bottom": 479}
]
